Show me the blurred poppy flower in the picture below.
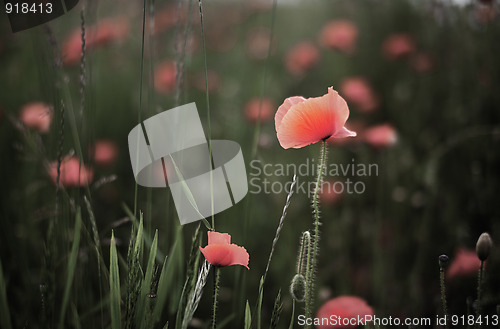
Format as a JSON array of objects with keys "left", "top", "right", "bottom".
[
  {"left": 363, "top": 124, "right": 398, "bottom": 147},
  {"left": 275, "top": 87, "right": 356, "bottom": 149},
  {"left": 93, "top": 140, "right": 118, "bottom": 167},
  {"left": 410, "top": 52, "right": 434, "bottom": 73},
  {"left": 382, "top": 33, "right": 415, "bottom": 60},
  {"left": 319, "top": 20, "right": 358, "bottom": 54},
  {"left": 155, "top": 61, "right": 177, "bottom": 94},
  {"left": 285, "top": 41, "right": 321, "bottom": 76},
  {"left": 62, "top": 18, "right": 129, "bottom": 66},
  {"left": 48, "top": 157, "right": 94, "bottom": 188},
  {"left": 246, "top": 27, "right": 275, "bottom": 60},
  {"left": 316, "top": 296, "right": 374, "bottom": 329},
  {"left": 244, "top": 98, "right": 275, "bottom": 123},
  {"left": 340, "top": 77, "right": 379, "bottom": 112},
  {"left": 447, "top": 248, "right": 482, "bottom": 279},
  {"left": 193, "top": 70, "right": 220, "bottom": 94},
  {"left": 19, "top": 102, "right": 53, "bottom": 133},
  {"left": 319, "top": 180, "right": 343, "bottom": 205},
  {"left": 154, "top": 4, "right": 185, "bottom": 34},
  {"left": 474, "top": 4, "right": 497, "bottom": 23},
  {"left": 199, "top": 231, "right": 249, "bottom": 269}
]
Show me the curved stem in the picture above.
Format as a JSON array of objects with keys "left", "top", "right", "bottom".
[{"left": 211, "top": 267, "right": 221, "bottom": 329}]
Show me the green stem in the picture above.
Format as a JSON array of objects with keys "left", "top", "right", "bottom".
[
  {"left": 305, "top": 140, "right": 327, "bottom": 328},
  {"left": 439, "top": 266, "right": 449, "bottom": 329},
  {"left": 211, "top": 268, "right": 221, "bottom": 329},
  {"left": 475, "top": 261, "right": 484, "bottom": 328}
]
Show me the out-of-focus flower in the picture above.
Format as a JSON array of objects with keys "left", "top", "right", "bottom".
[
  {"left": 193, "top": 70, "right": 220, "bottom": 94},
  {"left": 447, "top": 248, "right": 482, "bottom": 279},
  {"left": 19, "top": 102, "right": 53, "bottom": 133},
  {"left": 62, "top": 18, "right": 129, "bottom": 66},
  {"left": 275, "top": 87, "right": 356, "bottom": 149},
  {"left": 154, "top": 61, "right": 177, "bottom": 94},
  {"left": 319, "top": 19, "right": 358, "bottom": 54},
  {"left": 340, "top": 77, "right": 379, "bottom": 112},
  {"left": 316, "top": 296, "right": 374, "bottom": 329},
  {"left": 363, "top": 124, "right": 398, "bottom": 147},
  {"left": 93, "top": 140, "right": 118, "bottom": 167},
  {"left": 474, "top": 4, "right": 498, "bottom": 23},
  {"left": 154, "top": 4, "right": 184, "bottom": 34},
  {"left": 199, "top": 231, "right": 249, "bottom": 269},
  {"left": 48, "top": 157, "right": 94, "bottom": 188},
  {"left": 285, "top": 41, "right": 321, "bottom": 76},
  {"left": 246, "top": 27, "right": 274, "bottom": 60},
  {"left": 244, "top": 98, "right": 275, "bottom": 123},
  {"left": 477, "top": 0, "right": 494, "bottom": 5},
  {"left": 382, "top": 33, "right": 416, "bottom": 60},
  {"left": 411, "top": 52, "right": 434, "bottom": 73},
  {"left": 319, "top": 180, "right": 343, "bottom": 205}
]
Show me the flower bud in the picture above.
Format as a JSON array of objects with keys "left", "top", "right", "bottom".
[
  {"left": 290, "top": 274, "right": 306, "bottom": 302},
  {"left": 476, "top": 232, "right": 493, "bottom": 261},
  {"left": 438, "top": 254, "right": 449, "bottom": 268}
]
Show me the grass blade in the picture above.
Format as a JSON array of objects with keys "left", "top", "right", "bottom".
[
  {"left": 257, "top": 276, "right": 264, "bottom": 329},
  {"left": 288, "top": 300, "right": 295, "bottom": 329},
  {"left": 0, "top": 259, "right": 12, "bottom": 329},
  {"left": 244, "top": 301, "right": 251, "bottom": 329},
  {"left": 269, "top": 290, "right": 282, "bottom": 329},
  {"left": 110, "top": 231, "right": 122, "bottom": 329},
  {"left": 137, "top": 230, "right": 158, "bottom": 329},
  {"left": 58, "top": 207, "right": 83, "bottom": 329}
]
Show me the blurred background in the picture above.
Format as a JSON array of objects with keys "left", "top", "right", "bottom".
[{"left": 1, "top": 0, "right": 500, "bottom": 328}]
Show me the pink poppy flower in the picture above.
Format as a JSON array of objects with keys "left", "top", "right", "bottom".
[
  {"left": 93, "top": 140, "right": 118, "bottom": 167},
  {"left": 319, "top": 20, "right": 358, "bottom": 54},
  {"left": 244, "top": 98, "right": 275, "bottom": 123},
  {"left": 319, "top": 180, "right": 343, "bottom": 205},
  {"left": 275, "top": 87, "right": 356, "bottom": 149},
  {"left": 340, "top": 77, "right": 378, "bottom": 113},
  {"left": 316, "top": 296, "right": 374, "bottom": 329},
  {"left": 154, "top": 61, "right": 177, "bottom": 94},
  {"left": 19, "top": 102, "right": 53, "bottom": 133},
  {"left": 62, "top": 18, "right": 129, "bottom": 66},
  {"left": 246, "top": 27, "right": 275, "bottom": 60},
  {"left": 411, "top": 52, "right": 434, "bottom": 73},
  {"left": 382, "top": 33, "right": 416, "bottom": 60},
  {"left": 285, "top": 41, "right": 321, "bottom": 76},
  {"left": 447, "top": 248, "right": 483, "bottom": 279},
  {"left": 48, "top": 157, "right": 94, "bottom": 188},
  {"left": 199, "top": 231, "right": 249, "bottom": 269},
  {"left": 363, "top": 124, "right": 398, "bottom": 147},
  {"left": 193, "top": 70, "right": 220, "bottom": 94}
]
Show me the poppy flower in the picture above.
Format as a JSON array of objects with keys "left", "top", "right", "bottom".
[
  {"left": 285, "top": 41, "right": 321, "bottom": 76},
  {"left": 316, "top": 295, "right": 374, "bottom": 329},
  {"left": 382, "top": 33, "right": 415, "bottom": 60},
  {"left": 275, "top": 87, "right": 355, "bottom": 149},
  {"left": 193, "top": 70, "right": 220, "bottom": 94},
  {"left": 246, "top": 27, "right": 275, "bottom": 60},
  {"left": 19, "top": 102, "right": 53, "bottom": 133},
  {"left": 362, "top": 124, "right": 398, "bottom": 147},
  {"left": 154, "top": 61, "right": 177, "bottom": 94},
  {"left": 244, "top": 98, "right": 275, "bottom": 123},
  {"left": 93, "top": 140, "right": 118, "bottom": 167},
  {"left": 410, "top": 52, "right": 434, "bottom": 73},
  {"left": 48, "top": 156, "right": 94, "bottom": 188},
  {"left": 199, "top": 231, "right": 249, "bottom": 269},
  {"left": 319, "top": 20, "right": 358, "bottom": 54},
  {"left": 339, "top": 77, "right": 378, "bottom": 113},
  {"left": 447, "top": 248, "right": 483, "bottom": 279}
]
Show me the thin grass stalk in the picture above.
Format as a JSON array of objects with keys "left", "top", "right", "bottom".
[
  {"left": 181, "top": 260, "right": 211, "bottom": 329},
  {"left": 269, "top": 290, "right": 282, "bottom": 329},
  {"left": 79, "top": 10, "right": 86, "bottom": 118},
  {"left": 211, "top": 267, "right": 221, "bottom": 329}
]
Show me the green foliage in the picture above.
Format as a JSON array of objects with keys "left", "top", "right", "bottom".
[{"left": 109, "top": 231, "right": 122, "bottom": 329}]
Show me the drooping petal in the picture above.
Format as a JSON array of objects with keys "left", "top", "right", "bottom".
[
  {"left": 274, "top": 96, "right": 306, "bottom": 132},
  {"left": 331, "top": 126, "right": 357, "bottom": 138},
  {"left": 208, "top": 231, "right": 231, "bottom": 245},
  {"left": 276, "top": 88, "right": 350, "bottom": 149},
  {"left": 226, "top": 244, "right": 250, "bottom": 269},
  {"left": 199, "top": 244, "right": 249, "bottom": 269}
]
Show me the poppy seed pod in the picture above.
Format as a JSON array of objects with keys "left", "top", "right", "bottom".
[
  {"left": 290, "top": 273, "right": 306, "bottom": 302},
  {"left": 476, "top": 232, "right": 493, "bottom": 261},
  {"left": 439, "top": 254, "right": 449, "bottom": 268}
]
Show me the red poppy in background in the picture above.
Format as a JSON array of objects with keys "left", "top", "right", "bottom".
[
  {"left": 382, "top": 33, "right": 415, "bottom": 60},
  {"left": 200, "top": 231, "right": 249, "bottom": 269},
  {"left": 275, "top": 87, "right": 356, "bottom": 149},
  {"left": 316, "top": 296, "right": 374, "bottom": 329},
  {"left": 48, "top": 157, "right": 94, "bottom": 188},
  {"left": 447, "top": 248, "right": 482, "bottom": 279},
  {"left": 244, "top": 97, "right": 275, "bottom": 123},
  {"left": 154, "top": 61, "right": 177, "bottom": 94},
  {"left": 62, "top": 18, "right": 129, "bottom": 66},
  {"left": 93, "top": 140, "right": 118, "bottom": 167},
  {"left": 19, "top": 102, "right": 53, "bottom": 133},
  {"left": 363, "top": 124, "right": 398, "bottom": 147},
  {"left": 319, "top": 20, "right": 358, "bottom": 54},
  {"left": 411, "top": 52, "right": 434, "bottom": 73},
  {"left": 319, "top": 180, "right": 343, "bottom": 205},
  {"left": 285, "top": 41, "right": 321, "bottom": 76},
  {"left": 340, "top": 77, "right": 379, "bottom": 113},
  {"left": 193, "top": 70, "right": 220, "bottom": 94}
]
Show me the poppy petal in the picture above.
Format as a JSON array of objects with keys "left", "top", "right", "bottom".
[
  {"left": 199, "top": 245, "right": 249, "bottom": 269},
  {"left": 226, "top": 244, "right": 250, "bottom": 269},
  {"left": 331, "top": 126, "right": 357, "bottom": 138},
  {"left": 275, "top": 96, "right": 306, "bottom": 132},
  {"left": 208, "top": 231, "right": 231, "bottom": 245}
]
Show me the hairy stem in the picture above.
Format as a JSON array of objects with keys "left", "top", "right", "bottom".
[
  {"left": 475, "top": 260, "right": 484, "bottom": 329},
  {"left": 211, "top": 268, "right": 221, "bottom": 329},
  {"left": 439, "top": 265, "right": 449, "bottom": 329}
]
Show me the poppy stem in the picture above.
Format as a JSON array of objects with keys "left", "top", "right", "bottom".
[
  {"left": 305, "top": 140, "right": 328, "bottom": 327},
  {"left": 439, "top": 261, "right": 449, "bottom": 329},
  {"left": 211, "top": 267, "right": 221, "bottom": 329},
  {"left": 475, "top": 260, "right": 484, "bottom": 329}
]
